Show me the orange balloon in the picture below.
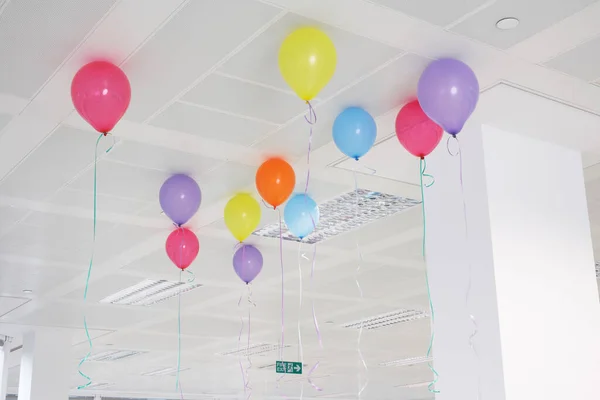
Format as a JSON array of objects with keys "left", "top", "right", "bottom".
[{"left": 256, "top": 158, "right": 295, "bottom": 208}]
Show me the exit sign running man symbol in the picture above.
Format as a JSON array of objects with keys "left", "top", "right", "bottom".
[{"left": 276, "top": 361, "right": 302, "bottom": 374}]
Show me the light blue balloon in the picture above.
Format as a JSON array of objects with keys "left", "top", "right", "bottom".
[
  {"left": 332, "top": 107, "right": 377, "bottom": 160},
  {"left": 284, "top": 193, "right": 319, "bottom": 239}
]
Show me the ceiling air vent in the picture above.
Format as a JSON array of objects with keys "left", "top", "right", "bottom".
[
  {"left": 380, "top": 355, "right": 432, "bottom": 368},
  {"left": 86, "top": 350, "right": 146, "bottom": 362},
  {"left": 253, "top": 189, "right": 419, "bottom": 244},
  {"left": 99, "top": 279, "right": 201, "bottom": 306},
  {"left": 218, "top": 343, "right": 290, "bottom": 357},
  {"left": 342, "top": 309, "right": 427, "bottom": 330}
]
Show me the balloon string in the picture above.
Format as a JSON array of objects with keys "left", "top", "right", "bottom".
[
  {"left": 420, "top": 158, "right": 440, "bottom": 394},
  {"left": 78, "top": 133, "right": 113, "bottom": 390},
  {"left": 278, "top": 208, "right": 285, "bottom": 361},
  {"left": 297, "top": 243, "right": 304, "bottom": 365},
  {"left": 307, "top": 242, "right": 322, "bottom": 392},
  {"left": 352, "top": 169, "right": 368, "bottom": 399},
  {"left": 245, "top": 285, "right": 255, "bottom": 400},
  {"left": 449, "top": 137, "right": 481, "bottom": 400},
  {"left": 304, "top": 101, "right": 316, "bottom": 195},
  {"left": 238, "top": 292, "right": 248, "bottom": 396},
  {"left": 175, "top": 268, "right": 194, "bottom": 392},
  {"left": 176, "top": 270, "right": 182, "bottom": 391},
  {"left": 296, "top": 242, "right": 308, "bottom": 398}
]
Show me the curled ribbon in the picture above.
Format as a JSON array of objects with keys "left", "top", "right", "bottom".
[
  {"left": 304, "top": 101, "right": 317, "bottom": 195},
  {"left": 78, "top": 133, "right": 114, "bottom": 390},
  {"left": 448, "top": 136, "right": 481, "bottom": 400}
]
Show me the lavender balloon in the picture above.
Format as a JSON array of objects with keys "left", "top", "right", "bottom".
[
  {"left": 159, "top": 174, "right": 201, "bottom": 226},
  {"left": 233, "top": 244, "right": 263, "bottom": 284},
  {"left": 417, "top": 58, "right": 479, "bottom": 135}
]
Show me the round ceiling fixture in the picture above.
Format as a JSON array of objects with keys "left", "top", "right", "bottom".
[
  {"left": 22, "top": 289, "right": 33, "bottom": 294},
  {"left": 496, "top": 17, "right": 519, "bottom": 30}
]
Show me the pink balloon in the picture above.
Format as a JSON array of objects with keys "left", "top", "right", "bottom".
[
  {"left": 71, "top": 61, "right": 131, "bottom": 134},
  {"left": 395, "top": 100, "right": 443, "bottom": 159},
  {"left": 165, "top": 228, "right": 199, "bottom": 270}
]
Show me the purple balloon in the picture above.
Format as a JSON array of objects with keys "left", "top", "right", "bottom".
[
  {"left": 159, "top": 174, "right": 201, "bottom": 226},
  {"left": 233, "top": 244, "right": 263, "bottom": 284},
  {"left": 417, "top": 58, "right": 479, "bottom": 135}
]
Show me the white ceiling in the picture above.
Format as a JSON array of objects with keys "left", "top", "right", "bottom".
[{"left": 1, "top": 0, "right": 600, "bottom": 399}]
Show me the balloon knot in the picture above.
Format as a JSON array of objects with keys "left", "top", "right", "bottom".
[
  {"left": 451, "top": 133, "right": 457, "bottom": 138},
  {"left": 354, "top": 156, "right": 359, "bottom": 161}
]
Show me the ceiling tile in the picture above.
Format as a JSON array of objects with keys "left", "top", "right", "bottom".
[
  {"left": 0, "top": 296, "right": 30, "bottom": 318},
  {"left": 0, "top": 262, "right": 81, "bottom": 297},
  {"left": 218, "top": 12, "right": 401, "bottom": 100},
  {"left": 370, "top": 0, "right": 490, "bottom": 26},
  {"left": 451, "top": 0, "right": 597, "bottom": 49},
  {"left": 0, "top": 212, "right": 114, "bottom": 264},
  {"left": 68, "top": 159, "right": 169, "bottom": 202},
  {"left": 0, "top": 0, "right": 116, "bottom": 98},
  {"left": 197, "top": 162, "right": 257, "bottom": 205},
  {"left": 106, "top": 140, "right": 221, "bottom": 176},
  {"left": 0, "top": 113, "right": 13, "bottom": 131},
  {"left": 122, "top": 0, "right": 282, "bottom": 121},
  {"left": 0, "top": 205, "right": 28, "bottom": 228},
  {"left": 48, "top": 188, "right": 149, "bottom": 216},
  {"left": 0, "top": 126, "right": 113, "bottom": 201},
  {"left": 11, "top": 301, "right": 171, "bottom": 329},
  {"left": 544, "top": 36, "right": 600, "bottom": 81},
  {"left": 149, "top": 102, "right": 274, "bottom": 146},
  {"left": 254, "top": 53, "right": 429, "bottom": 157},
  {"left": 183, "top": 73, "right": 305, "bottom": 124}
]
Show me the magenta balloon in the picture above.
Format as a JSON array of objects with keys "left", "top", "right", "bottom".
[
  {"left": 417, "top": 58, "right": 479, "bottom": 135},
  {"left": 233, "top": 244, "right": 263, "bottom": 284},
  {"left": 159, "top": 174, "right": 201, "bottom": 226}
]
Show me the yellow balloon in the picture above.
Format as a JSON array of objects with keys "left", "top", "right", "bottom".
[
  {"left": 278, "top": 27, "right": 337, "bottom": 101},
  {"left": 224, "top": 193, "right": 261, "bottom": 242}
]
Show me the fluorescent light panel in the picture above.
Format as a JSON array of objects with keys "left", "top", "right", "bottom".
[
  {"left": 380, "top": 355, "right": 433, "bottom": 368},
  {"left": 342, "top": 309, "right": 428, "bottom": 330},
  {"left": 142, "top": 366, "right": 190, "bottom": 376},
  {"left": 86, "top": 349, "right": 146, "bottom": 362},
  {"left": 100, "top": 279, "right": 201, "bottom": 306},
  {"left": 252, "top": 189, "right": 419, "bottom": 244},
  {"left": 75, "top": 382, "right": 114, "bottom": 389},
  {"left": 219, "top": 343, "right": 290, "bottom": 357},
  {"left": 395, "top": 380, "right": 432, "bottom": 388}
]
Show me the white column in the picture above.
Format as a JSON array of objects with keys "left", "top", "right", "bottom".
[
  {"left": 1, "top": 337, "right": 9, "bottom": 400},
  {"left": 424, "top": 120, "right": 600, "bottom": 400},
  {"left": 18, "top": 330, "right": 71, "bottom": 400}
]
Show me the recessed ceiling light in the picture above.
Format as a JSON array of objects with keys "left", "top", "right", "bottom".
[
  {"left": 342, "top": 309, "right": 428, "bottom": 330},
  {"left": 99, "top": 279, "right": 201, "bottom": 306},
  {"left": 380, "top": 355, "right": 433, "bottom": 368},
  {"left": 22, "top": 289, "right": 33, "bottom": 294},
  {"left": 496, "top": 17, "right": 519, "bottom": 30},
  {"left": 85, "top": 349, "right": 146, "bottom": 362}
]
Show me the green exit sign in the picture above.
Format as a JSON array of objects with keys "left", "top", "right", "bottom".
[{"left": 276, "top": 361, "right": 302, "bottom": 374}]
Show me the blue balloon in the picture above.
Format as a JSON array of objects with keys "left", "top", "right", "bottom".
[
  {"left": 332, "top": 107, "right": 377, "bottom": 160},
  {"left": 284, "top": 194, "right": 319, "bottom": 239}
]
